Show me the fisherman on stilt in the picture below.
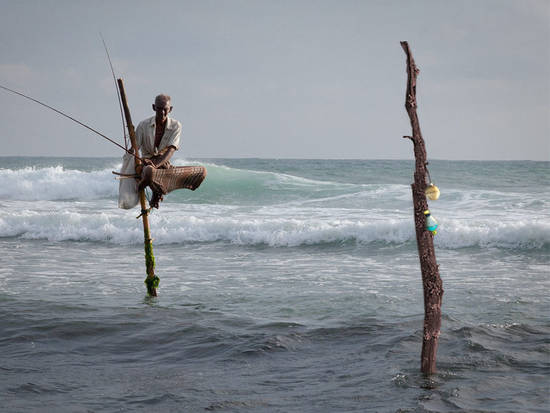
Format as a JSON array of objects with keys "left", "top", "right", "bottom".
[
  {"left": 136, "top": 94, "right": 206, "bottom": 208},
  {"left": 135, "top": 94, "right": 181, "bottom": 208}
]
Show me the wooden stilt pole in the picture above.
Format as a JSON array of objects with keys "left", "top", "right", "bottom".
[
  {"left": 117, "top": 78, "right": 158, "bottom": 297},
  {"left": 400, "top": 42, "right": 443, "bottom": 374}
]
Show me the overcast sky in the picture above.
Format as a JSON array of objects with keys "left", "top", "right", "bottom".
[{"left": 0, "top": 0, "right": 548, "bottom": 160}]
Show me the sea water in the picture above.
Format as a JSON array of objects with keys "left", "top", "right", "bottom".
[{"left": 0, "top": 157, "right": 548, "bottom": 412}]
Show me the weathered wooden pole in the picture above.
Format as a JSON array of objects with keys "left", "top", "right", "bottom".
[
  {"left": 117, "top": 78, "right": 158, "bottom": 297},
  {"left": 400, "top": 41, "right": 443, "bottom": 374}
]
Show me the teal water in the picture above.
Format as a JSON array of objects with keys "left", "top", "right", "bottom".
[{"left": 0, "top": 157, "right": 548, "bottom": 412}]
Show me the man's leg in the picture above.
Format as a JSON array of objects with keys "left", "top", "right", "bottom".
[
  {"left": 137, "top": 165, "right": 154, "bottom": 192},
  {"left": 137, "top": 165, "right": 164, "bottom": 209}
]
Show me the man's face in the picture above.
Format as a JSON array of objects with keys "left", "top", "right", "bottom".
[{"left": 152, "top": 99, "right": 172, "bottom": 122}]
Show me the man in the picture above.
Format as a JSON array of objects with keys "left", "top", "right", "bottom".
[
  {"left": 135, "top": 94, "right": 182, "bottom": 208},
  {"left": 134, "top": 94, "right": 206, "bottom": 208}
]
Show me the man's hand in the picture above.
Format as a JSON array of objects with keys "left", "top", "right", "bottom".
[
  {"left": 151, "top": 147, "right": 176, "bottom": 169},
  {"left": 142, "top": 158, "right": 154, "bottom": 167}
]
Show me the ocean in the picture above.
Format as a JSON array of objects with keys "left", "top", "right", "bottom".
[{"left": 0, "top": 157, "right": 548, "bottom": 412}]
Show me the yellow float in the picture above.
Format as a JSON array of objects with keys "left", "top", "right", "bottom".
[{"left": 425, "top": 183, "right": 440, "bottom": 201}]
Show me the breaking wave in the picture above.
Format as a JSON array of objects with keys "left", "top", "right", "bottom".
[
  {"left": 0, "top": 166, "right": 118, "bottom": 201},
  {"left": 1, "top": 161, "right": 548, "bottom": 250},
  {"left": 0, "top": 163, "right": 407, "bottom": 207},
  {"left": 0, "top": 206, "right": 548, "bottom": 250}
]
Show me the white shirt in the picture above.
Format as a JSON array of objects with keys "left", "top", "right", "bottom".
[{"left": 135, "top": 115, "right": 182, "bottom": 158}]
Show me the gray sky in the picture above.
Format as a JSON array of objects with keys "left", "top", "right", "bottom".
[{"left": 0, "top": 0, "right": 548, "bottom": 160}]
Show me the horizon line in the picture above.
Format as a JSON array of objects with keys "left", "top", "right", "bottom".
[{"left": 0, "top": 155, "right": 548, "bottom": 162}]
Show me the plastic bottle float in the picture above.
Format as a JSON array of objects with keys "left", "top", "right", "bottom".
[{"left": 424, "top": 210, "right": 438, "bottom": 235}]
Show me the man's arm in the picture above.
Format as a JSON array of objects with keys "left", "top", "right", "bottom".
[
  {"left": 150, "top": 119, "right": 181, "bottom": 167},
  {"left": 151, "top": 146, "right": 176, "bottom": 168}
]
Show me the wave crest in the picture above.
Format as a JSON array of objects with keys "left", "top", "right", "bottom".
[
  {"left": 1, "top": 206, "right": 548, "bottom": 250},
  {"left": 0, "top": 166, "right": 117, "bottom": 201}
]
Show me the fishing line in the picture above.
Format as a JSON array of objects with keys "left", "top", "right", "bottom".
[{"left": 0, "top": 83, "right": 143, "bottom": 162}]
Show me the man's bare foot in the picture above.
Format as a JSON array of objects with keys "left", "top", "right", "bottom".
[{"left": 149, "top": 191, "right": 164, "bottom": 209}]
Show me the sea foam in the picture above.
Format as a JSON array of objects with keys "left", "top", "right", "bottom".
[
  {"left": 1, "top": 204, "right": 548, "bottom": 250},
  {"left": 1, "top": 162, "right": 548, "bottom": 250},
  {"left": 0, "top": 166, "right": 117, "bottom": 201}
]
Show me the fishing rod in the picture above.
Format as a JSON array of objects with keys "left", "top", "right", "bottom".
[
  {"left": 0, "top": 83, "right": 143, "bottom": 162},
  {"left": 100, "top": 33, "right": 128, "bottom": 150}
]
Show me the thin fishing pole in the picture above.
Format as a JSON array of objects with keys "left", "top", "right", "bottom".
[
  {"left": 100, "top": 33, "right": 128, "bottom": 150},
  {"left": 0, "top": 84, "right": 143, "bottom": 162}
]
